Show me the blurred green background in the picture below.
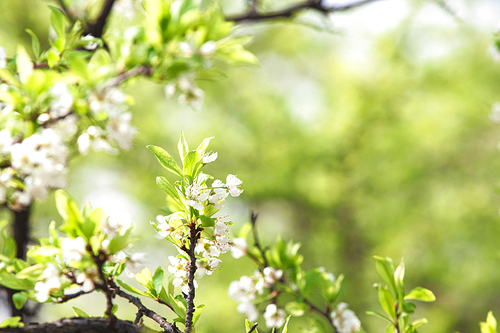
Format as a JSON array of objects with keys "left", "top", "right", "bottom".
[{"left": 2, "top": 0, "right": 500, "bottom": 332}]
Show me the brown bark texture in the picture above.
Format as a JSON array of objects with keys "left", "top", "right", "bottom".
[{"left": 0, "top": 317, "right": 154, "bottom": 333}]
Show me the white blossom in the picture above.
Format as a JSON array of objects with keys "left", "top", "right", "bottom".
[
  {"left": 330, "top": 303, "right": 361, "bottom": 333},
  {"left": 0, "top": 47, "right": 6, "bottom": 68},
  {"left": 164, "top": 83, "right": 176, "bottom": 99},
  {"left": 226, "top": 174, "right": 243, "bottom": 197},
  {"left": 61, "top": 237, "right": 87, "bottom": 262},
  {"left": 263, "top": 267, "right": 283, "bottom": 285},
  {"left": 237, "top": 301, "right": 258, "bottom": 321},
  {"left": 208, "top": 179, "right": 228, "bottom": 208},
  {"left": 0, "top": 129, "right": 13, "bottom": 154},
  {"left": 49, "top": 82, "right": 73, "bottom": 119},
  {"left": 88, "top": 88, "right": 127, "bottom": 115},
  {"left": 126, "top": 252, "right": 148, "bottom": 277},
  {"left": 107, "top": 111, "right": 136, "bottom": 150},
  {"left": 264, "top": 304, "right": 286, "bottom": 328},
  {"left": 185, "top": 179, "right": 209, "bottom": 210},
  {"left": 82, "top": 34, "right": 98, "bottom": 50},
  {"left": 199, "top": 41, "right": 217, "bottom": 57},
  {"left": 103, "top": 211, "right": 132, "bottom": 237},
  {"left": 156, "top": 215, "right": 171, "bottom": 237},
  {"left": 202, "top": 151, "right": 217, "bottom": 164},
  {"left": 34, "top": 264, "right": 61, "bottom": 302},
  {"left": 114, "top": 0, "right": 138, "bottom": 20},
  {"left": 230, "top": 238, "right": 247, "bottom": 259},
  {"left": 76, "top": 268, "right": 97, "bottom": 292}
]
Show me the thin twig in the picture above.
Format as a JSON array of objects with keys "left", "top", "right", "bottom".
[
  {"left": 104, "top": 65, "right": 152, "bottom": 90},
  {"left": 248, "top": 323, "right": 259, "bottom": 333},
  {"left": 181, "top": 223, "right": 202, "bottom": 333},
  {"left": 250, "top": 211, "right": 268, "bottom": 267},
  {"left": 58, "top": 289, "right": 95, "bottom": 303},
  {"left": 113, "top": 282, "right": 181, "bottom": 333},
  {"left": 226, "top": 0, "right": 381, "bottom": 22},
  {"left": 85, "top": 0, "right": 117, "bottom": 38},
  {"left": 303, "top": 298, "right": 338, "bottom": 333},
  {"left": 56, "top": 0, "right": 75, "bottom": 23},
  {"left": 91, "top": 249, "right": 116, "bottom": 327}
]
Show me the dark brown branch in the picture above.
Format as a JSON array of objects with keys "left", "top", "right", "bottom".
[
  {"left": 55, "top": 0, "right": 75, "bottom": 23},
  {"left": 104, "top": 65, "right": 152, "bottom": 90},
  {"left": 248, "top": 323, "right": 259, "bottom": 333},
  {"left": 250, "top": 211, "right": 268, "bottom": 267},
  {"left": 91, "top": 249, "right": 116, "bottom": 327},
  {"left": 58, "top": 289, "right": 94, "bottom": 303},
  {"left": 181, "top": 223, "right": 202, "bottom": 333},
  {"left": 85, "top": 0, "right": 117, "bottom": 38},
  {"left": 112, "top": 282, "right": 181, "bottom": 333},
  {"left": 226, "top": 0, "right": 381, "bottom": 22},
  {"left": 303, "top": 298, "right": 338, "bottom": 333},
  {"left": 0, "top": 317, "right": 142, "bottom": 333}
]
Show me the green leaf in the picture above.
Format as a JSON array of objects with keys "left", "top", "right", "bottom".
[
  {"left": 25, "top": 29, "right": 40, "bottom": 59},
  {"left": 183, "top": 150, "right": 202, "bottom": 177},
  {"left": 49, "top": 6, "right": 66, "bottom": 39},
  {"left": 385, "top": 323, "right": 396, "bottom": 333},
  {"left": 366, "top": 311, "right": 392, "bottom": 323},
  {"left": 47, "top": 49, "right": 60, "bottom": 67},
  {"left": 107, "top": 226, "right": 132, "bottom": 253},
  {"left": 116, "top": 279, "right": 150, "bottom": 298},
  {"left": 394, "top": 259, "right": 405, "bottom": 299},
  {"left": 12, "top": 292, "right": 27, "bottom": 310},
  {"left": 16, "top": 264, "right": 44, "bottom": 279},
  {"left": 411, "top": 318, "right": 428, "bottom": 328},
  {"left": 136, "top": 267, "right": 154, "bottom": 291},
  {"left": 16, "top": 45, "right": 33, "bottom": 85},
  {"left": 67, "top": 52, "right": 89, "bottom": 79},
  {"left": 178, "top": 131, "right": 189, "bottom": 160},
  {"left": 156, "top": 176, "right": 182, "bottom": 204},
  {"left": 0, "top": 316, "right": 24, "bottom": 328},
  {"left": 148, "top": 145, "right": 183, "bottom": 177},
  {"left": 0, "top": 274, "right": 34, "bottom": 290},
  {"left": 480, "top": 312, "right": 497, "bottom": 333},
  {"left": 3, "top": 236, "right": 16, "bottom": 260},
  {"left": 196, "top": 137, "right": 214, "bottom": 154},
  {"left": 193, "top": 304, "right": 205, "bottom": 324},
  {"left": 73, "top": 307, "right": 90, "bottom": 317},
  {"left": 378, "top": 287, "right": 396, "bottom": 318},
  {"left": 153, "top": 267, "right": 164, "bottom": 296},
  {"left": 285, "top": 301, "right": 308, "bottom": 317},
  {"left": 281, "top": 316, "right": 291, "bottom": 333},
  {"left": 404, "top": 287, "right": 436, "bottom": 302},
  {"left": 245, "top": 319, "right": 258, "bottom": 333},
  {"left": 200, "top": 215, "right": 215, "bottom": 228},
  {"left": 374, "top": 256, "right": 397, "bottom": 294}
]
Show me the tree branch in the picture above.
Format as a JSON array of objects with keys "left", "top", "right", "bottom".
[
  {"left": 112, "top": 282, "right": 181, "bottom": 333},
  {"left": 104, "top": 65, "right": 152, "bottom": 90},
  {"left": 182, "top": 223, "right": 201, "bottom": 333},
  {"left": 85, "top": 0, "right": 117, "bottom": 38},
  {"left": 226, "top": 0, "right": 382, "bottom": 22},
  {"left": 250, "top": 211, "right": 268, "bottom": 267}
]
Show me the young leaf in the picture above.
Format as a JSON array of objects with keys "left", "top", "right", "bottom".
[
  {"left": 281, "top": 316, "right": 291, "bottom": 333},
  {"left": 196, "top": 136, "right": 214, "bottom": 154},
  {"left": 147, "top": 145, "right": 183, "bottom": 177},
  {"left": 16, "top": 45, "right": 33, "bottom": 85},
  {"left": 25, "top": 29, "right": 40, "bottom": 60},
  {"left": 73, "top": 307, "right": 90, "bottom": 317},
  {"left": 136, "top": 267, "right": 155, "bottom": 291},
  {"left": 193, "top": 304, "right": 205, "bottom": 324},
  {"left": 0, "top": 317, "right": 24, "bottom": 328},
  {"left": 404, "top": 287, "right": 436, "bottom": 302},
  {"left": 153, "top": 267, "right": 165, "bottom": 296},
  {"left": 378, "top": 287, "right": 396, "bottom": 318},
  {"left": 374, "top": 256, "right": 397, "bottom": 294},
  {"left": 178, "top": 131, "right": 189, "bottom": 160},
  {"left": 156, "top": 176, "right": 182, "bottom": 204},
  {"left": 116, "top": 279, "right": 150, "bottom": 298},
  {"left": 12, "top": 292, "right": 27, "bottom": 310},
  {"left": 366, "top": 311, "right": 393, "bottom": 323},
  {"left": 480, "top": 312, "right": 497, "bottom": 333},
  {"left": 48, "top": 6, "right": 66, "bottom": 39}
]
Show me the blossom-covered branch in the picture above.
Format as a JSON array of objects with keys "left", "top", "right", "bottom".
[{"left": 226, "top": 0, "right": 382, "bottom": 22}]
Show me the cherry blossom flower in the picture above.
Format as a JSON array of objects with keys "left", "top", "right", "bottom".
[
  {"left": 202, "top": 151, "right": 217, "bottom": 164},
  {"left": 330, "top": 303, "right": 361, "bottom": 333},
  {"left": 61, "top": 237, "right": 87, "bottom": 263},
  {"left": 0, "top": 47, "right": 6, "bottom": 68},
  {"left": 263, "top": 267, "right": 283, "bottom": 285},
  {"left": 82, "top": 34, "right": 98, "bottom": 50},
  {"left": 125, "top": 252, "right": 148, "bottom": 277},
  {"left": 237, "top": 301, "right": 258, "bottom": 321},
  {"left": 226, "top": 174, "right": 243, "bottom": 197},
  {"left": 49, "top": 82, "right": 73, "bottom": 119},
  {"left": 199, "top": 41, "right": 217, "bottom": 57},
  {"left": 264, "top": 304, "right": 286, "bottom": 328}
]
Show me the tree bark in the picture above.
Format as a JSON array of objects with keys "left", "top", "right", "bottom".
[{"left": 0, "top": 317, "right": 153, "bottom": 333}]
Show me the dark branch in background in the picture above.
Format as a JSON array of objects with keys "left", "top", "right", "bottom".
[
  {"left": 84, "top": 0, "right": 116, "bottom": 38},
  {"left": 226, "top": 0, "right": 381, "bottom": 22},
  {"left": 112, "top": 282, "right": 182, "bottom": 333},
  {"left": 91, "top": 249, "right": 116, "bottom": 327},
  {"left": 250, "top": 211, "right": 268, "bottom": 267},
  {"left": 104, "top": 65, "right": 152, "bottom": 90},
  {"left": 181, "top": 223, "right": 202, "bottom": 333},
  {"left": 5, "top": 205, "right": 32, "bottom": 318},
  {"left": 56, "top": 0, "right": 75, "bottom": 23},
  {"left": 248, "top": 323, "right": 259, "bottom": 333}
]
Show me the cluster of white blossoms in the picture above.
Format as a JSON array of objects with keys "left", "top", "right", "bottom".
[
  {"left": 264, "top": 304, "right": 286, "bottom": 329},
  {"left": 330, "top": 303, "right": 361, "bottom": 333},
  {"left": 194, "top": 215, "right": 231, "bottom": 277},
  {"left": 0, "top": 127, "right": 69, "bottom": 209},
  {"left": 228, "top": 267, "right": 284, "bottom": 325},
  {"left": 79, "top": 87, "right": 136, "bottom": 154},
  {"left": 185, "top": 174, "right": 243, "bottom": 211},
  {"left": 168, "top": 256, "right": 193, "bottom": 293}
]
